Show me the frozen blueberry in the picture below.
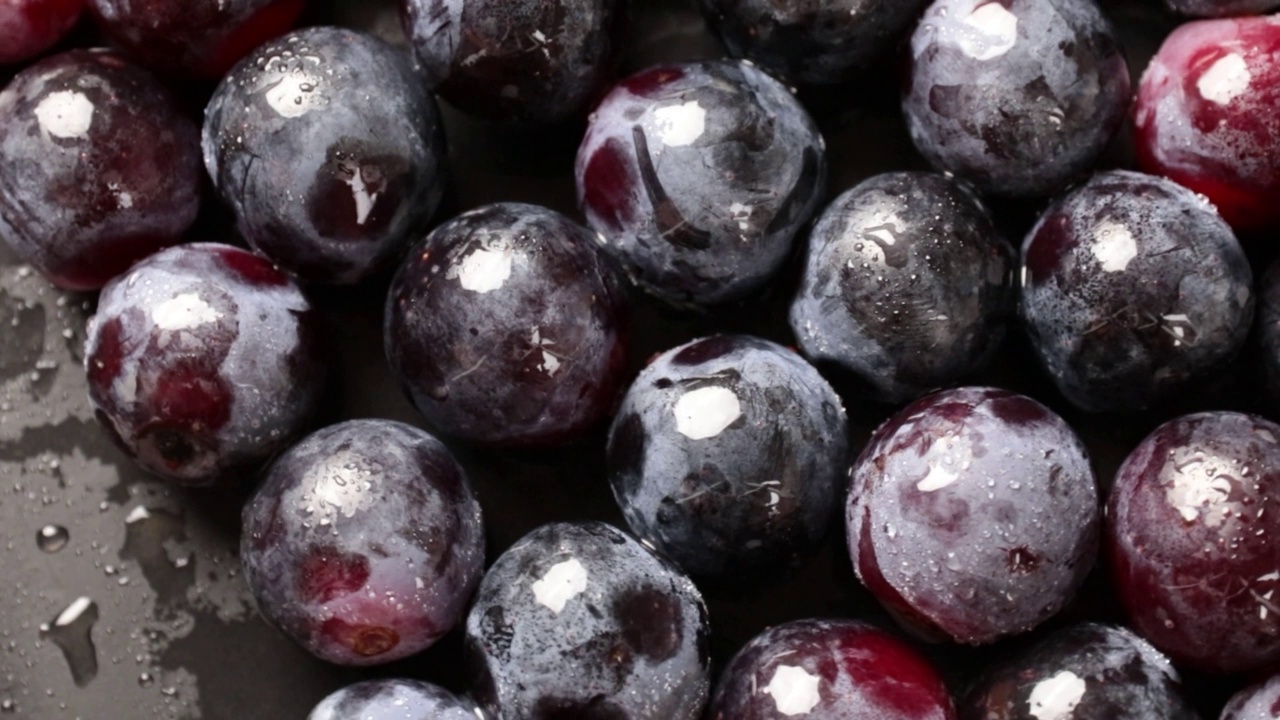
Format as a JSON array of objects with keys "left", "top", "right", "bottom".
[
  {"left": 465, "top": 521, "right": 710, "bottom": 719},
  {"left": 1107, "top": 411, "right": 1280, "bottom": 675},
  {"left": 1164, "top": 0, "right": 1280, "bottom": 17},
  {"left": 0, "top": 49, "right": 202, "bottom": 291},
  {"left": 385, "top": 203, "right": 630, "bottom": 448},
  {"left": 0, "top": 0, "right": 84, "bottom": 65},
  {"left": 1220, "top": 675, "right": 1280, "bottom": 720},
  {"left": 847, "top": 386, "right": 1099, "bottom": 645},
  {"left": 903, "top": 0, "right": 1131, "bottom": 197},
  {"left": 85, "top": 243, "right": 325, "bottom": 487},
  {"left": 203, "top": 27, "right": 448, "bottom": 285},
  {"left": 607, "top": 335, "right": 848, "bottom": 579},
  {"left": 960, "top": 624, "right": 1197, "bottom": 720},
  {"left": 576, "top": 60, "right": 827, "bottom": 307},
  {"left": 789, "top": 172, "right": 1015, "bottom": 404},
  {"left": 308, "top": 679, "right": 482, "bottom": 720},
  {"left": 696, "top": 0, "right": 930, "bottom": 85},
  {"left": 1259, "top": 260, "right": 1280, "bottom": 409},
  {"left": 242, "top": 419, "right": 485, "bottom": 667},
  {"left": 402, "top": 0, "right": 627, "bottom": 125},
  {"left": 1020, "top": 170, "right": 1254, "bottom": 413},
  {"left": 709, "top": 619, "right": 956, "bottom": 720}
]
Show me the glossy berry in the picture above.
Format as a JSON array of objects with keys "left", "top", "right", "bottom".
[
  {"left": 903, "top": 0, "right": 1130, "bottom": 197},
  {"left": 789, "top": 172, "right": 1015, "bottom": 404},
  {"left": 1220, "top": 675, "right": 1280, "bottom": 720},
  {"left": 465, "top": 521, "right": 710, "bottom": 719},
  {"left": 0, "top": 49, "right": 201, "bottom": 291},
  {"left": 960, "top": 624, "right": 1197, "bottom": 720},
  {"left": 709, "top": 619, "right": 956, "bottom": 720},
  {"left": 607, "top": 335, "right": 848, "bottom": 579},
  {"left": 1020, "top": 170, "right": 1254, "bottom": 413},
  {"left": 402, "top": 0, "right": 627, "bottom": 125},
  {"left": 308, "top": 679, "right": 482, "bottom": 720},
  {"left": 696, "top": 0, "right": 930, "bottom": 85},
  {"left": 204, "top": 27, "right": 448, "bottom": 285},
  {"left": 1135, "top": 14, "right": 1280, "bottom": 232},
  {"left": 576, "top": 60, "right": 827, "bottom": 307},
  {"left": 88, "top": 0, "right": 305, "bottom": 79},
  {"left": 1107, "top": 411, "right": 1280, "bottom": 675},
  {"left": 847, "top": 387, "right": 1098, "bottom": 645},
  {"left": 85, "top": 243, "right": 324, "bottom": 487},
  {"left": 1164, "top": 0, "right": 1280, "bottom": 19},
  {"left": 385, "top": 203, "right": 629, "bottom": 448},
  {"left": 242, "top": 419, "right": 485, "bottom": 667},
  {"left": 0, "top": 0, "right": 84, "bottom": 65}
]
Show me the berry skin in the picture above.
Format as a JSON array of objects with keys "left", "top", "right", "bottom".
[
  {"left": 1164, "top": 0, "right": 1280, "bottom": 19},
  {"left": 308, "top": 679, "right": 482, "bottom": 720},
  {"left": 1107, "top": 411, "right": 1280, "bottom": 675},
  {"left": 242, "top": 419, "right": 485, "bottom": 667},
  {"left": 1259, "top": 259, "right": 1280, "bottom": 410},
  {"left": 0, "top": 0, "right": 84, "bottom": 66},
  {"left": 789, "top": 172, "right": 1015, "bottom": 404},
  {"left": 576, "top": 60, "right": 827, "bottom": 308},
  {"left": 847, "top": 387, "right": 1099, "bottom": 645},
  {"left": 1020, "top": 170, "right": 1254, "bottom": 413},
  {"left": 203, "top": 27, "right": 449, "bottom": 285},
  {"left": 1219, "top": 675, "right": 1280, "bottom": 720},
  {"left": 607, "top": 335, "right": 848, "bottom": 579},
  {"left": 1135, "top": 14, "right": 1280, "bottom": 233},
  {"left": 84, "top": 243, "right": 325, "bottom": 487},
  {"left": 465, "top": 521, "right": 710, "bottom": 720},
  {"left": 0, "top": 49, "right": 202, "bottom": 291},
  {"left": 708, "top": 619, "right": 956, "bottom": 720},
  {"left": 902, "top": 0, "right": 1131, "bottom": 197},
  {"left": 385, "top": 203, "right": 630, "bottom": 449}
]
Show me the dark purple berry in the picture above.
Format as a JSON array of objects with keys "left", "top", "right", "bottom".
[
  {"left": 385, "top": 203, "right": 629, "bottom": 448},
  {"left": 607, "top": 335, "right": 848, "bottom": 579},
  {"left": 576, "top": 60, "right": 827, "bottom": 308},
  {"left": 308, "top": 679, "right": 482, "bottom": 720},
  {"left": 789, "top": 171, "right": 1015, "bottom": 404},
  {"left": 0, "top": 0, "right": 84, "bottom": 65},
  {"left": 903, "top": 0, "right": 1131, "bottom": 197},
  {"left": 1260, "top": 259, "right": 1280, "bottom": 409},
  {"left": 1164, "top": 0, "right": 1280, "bottom": 17},
  {"left": 203, "top": 27, "right": 448, "bottom": 285},
  {"left": 85, "top": 243, "right": 324, "bottom": 487},
  {"left": 465, "top": 521, "right": 710, "bottom": 719},
  {"left": 0, "top": 49, "right": 202, "bottom": 291},
  {"left": 242, "top": 419, "right": 485, "bottom": 667},
  {"left": 847, "top": 387, "right": 1099, "bottom": 645},
  {"left": 1220, "top": 675, "right": 1280, "bottom": 720}
]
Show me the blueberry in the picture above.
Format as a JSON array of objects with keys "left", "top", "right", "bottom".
[
  {"left": 0, "top": 49, "right": 202, "bottom": 291},
  {"left": 203, "top": 27, "right": 449, "bottom": 285},
  {"left": 960, "top": 624, "right": 1197, "bottom": 720},
  {"left": 241, "top": 419, "right": 485, "bottom": 666},
  {"left": 1258, "top": 259, "right": 1280, "bottom": 409},
  {"left": 607, "top": 335, "right": 847, "bottom": 579},
  {"left": 847, "top": 386, "right": 1099, "bottom": 645},
  {"left": 1020, "top": 170, "right": 1254, "bottom": 413},
  {"left": 385, "top": 202, "right": 630, "bottom": 448},
  {"left": 789, "top": 172, "right": 1015, "bottom": 404},
  {"left": 84, "top": 243, "right": 325, "bottom": 487},
  {"left": 903, "top": 0, "right": 1131, "bottom": 197},
  {"left": 1220, "top": 675, "right": 1280, "bottom": 720},
  {"left": 0, "top": 0, "right": 84, "bottom": 65},
  {"left": 1164, "top": 0, "right": 1280, "bottom": 17},
  {"left": 465, "top": 521, "right": 710, "bottom": 719},
  {"left": 576, "top": 60, "right": 827, "bottom": 308},
  {"left": 308, "top": 679, "right": 481, "bottom": 720}
]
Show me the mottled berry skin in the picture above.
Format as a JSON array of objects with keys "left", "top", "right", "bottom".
[
  {"left": 242, "top": 420, "right": 485, "bottom": 667},
  {"left": 1107, "top": 412, "right": 1280, "bottom": 675},
  {"left": 85, "top": 243, "right": 324, "bottom": 487},
  {"left": 607, "top": 335, "right": 848, "bottom": 579},
  {"left": 576, "top": 60, "right": 827, "bottom": 307},
  {"left": 308, "top": 679, "right": 481, "bottom": 720},
  {"left": 903, "top": 0, "right": 1130, "bottom": 197},
  {"left": 1135, "top": 15, "right": 1280, "bottom": 232},
  {"left": 696, "top": 0, "right": 930, "bottom": 85},
  {"left": 385, "top": 203, "right": 629, "bottom": 448},
  {"left": 402, "top": 0, "right": 627, "bottom": 125},
  {"left": 465, "top": 521, "right": 710, "bottom": 720},
  {"left": 709, "top": 619, "right": 956, "bottom": 720},
  {"left": 960, "top": 624, "right": 1197, "bottom": 720},
  {"left": 1165, "top": 0, "right": 1280, "bottom": 18},
  {"left": 1220, "top": 675, "right": 1280, "bottom": 720},
  {"left": 88, "top": 0, "right": 305, "bottom": 79},
  {"left": 1020, "top": 171, "right": 1254, "bottom": 413},
  {"left": 204, "top": 28, "right": 448, "bottom": 285},
  {"left": 0, "top": 49, "right": 201, "bottom": 291},
  {"left": 848, "top": 387, "right": 1098, "bottom": 645},
  {"left": 1260, "top": 260, "right": 1280, "bottom": 409},
  {"left": 789, "top": 172, "right": 1014, "bottom": 404},
  {"left": 0, "top": 0, "right": 84, "bottom": 65}
]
